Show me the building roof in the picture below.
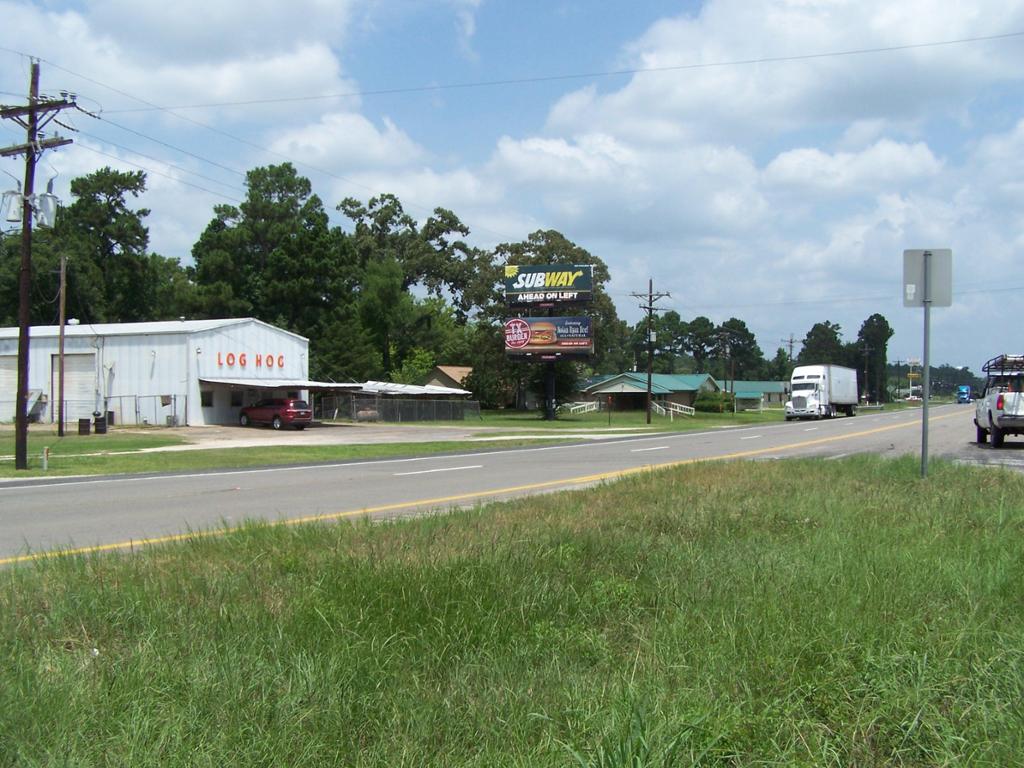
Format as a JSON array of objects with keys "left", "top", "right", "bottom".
[
  {"left": 200, "top": 377, "right": 360, "bottom": 390},
  {"left": 359, "top": 381, "right": 471, "bottom": 396},
  {"left": 431, "top": 365, "right": 473, "bottom": 385},
  {"left": 583, "top": 372, "right": 718, "bottom": 395},
  {"left": 717, "top": 380, "right": 788, "bottom": 395},
  {"left": 0, "top": 318, "right": 308, "bottom": 342}
]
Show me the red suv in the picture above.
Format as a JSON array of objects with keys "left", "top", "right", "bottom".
[{"left": 239, "top": 398, "right": 313, "bottom": 430}]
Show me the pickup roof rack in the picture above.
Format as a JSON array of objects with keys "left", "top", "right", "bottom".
[{"left": 982, "top": 354, "right": 1024, "bottom": 375}]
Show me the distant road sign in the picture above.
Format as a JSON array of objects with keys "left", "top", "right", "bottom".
[{"left": 903, "top": 249, "right": 952, "bottom": 307}]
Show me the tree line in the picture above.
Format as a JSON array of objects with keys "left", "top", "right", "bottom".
[{"left": 1, "top": 164, "right": 904, "bottom": 406}]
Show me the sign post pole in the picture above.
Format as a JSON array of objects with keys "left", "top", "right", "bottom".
[
  {"left": 921, "top": 250, "right": 931, "bottom": 478},
  {"left": 903, "top": 248, "right": 952, "bottom": 480}
]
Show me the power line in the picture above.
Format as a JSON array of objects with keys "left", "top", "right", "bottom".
[
  {"left": 76, "top": 144, "right": 243, "bottom": 203},
  {"left": 68, "top": 30, "right": 1024, "bottom": 114},
  {"left": 26, "top": 57, "right": 521, "bottom": 242},
  {"left": 89, "top": 113, "right": 248, "bottom": 178},
  {"left": 75, "top": 129, "right": 247, "bottom": 196}
]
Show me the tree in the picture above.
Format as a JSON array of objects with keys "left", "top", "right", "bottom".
[
  {"left": 1, "top": 169, "right": 192, "bottom": 326},
  {"left": 798, "top": 321, "right": 845, "bottom": 365},
  {"left": 855, "top": 313, "right": 894, "bottom": 402},
  {"left": 682, "top": 316, "right": 717, "bottom": 373},
  {"left": 358, "top": 254, "right": 412, "bottom": 375},
  {"left": 61, "top": 168, "right": 154, "bottom": 322},
  {"left": 715, "top": 318, "right": 764, "bottom": 382},
  {"left": 338, "top": 194, "right": 495, "bottom": 322},
  {"left": 191, "top": 163, "right": 348, "bottom": 334},
  {"left": 652, "top": 310, "right": 691, "bottom": 373},
  {"left": 765, "top": 347, "right": 792, "bottom": 381}
]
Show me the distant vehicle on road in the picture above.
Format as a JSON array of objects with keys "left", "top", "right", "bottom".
[
  {"left": 239, "top": 398, "right": 312, "bottom": 430},
  {"left": 956, "top": 385, "right": 972, "bottom": 404},
  {"left": 974, "top": 355, "right": 1024, "bottom": 447},
  {"left": 785, "top": 364, "right": 858, "bottom": 420}
]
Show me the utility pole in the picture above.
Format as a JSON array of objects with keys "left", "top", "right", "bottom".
[
  {"left": 780, "top": 334, "right": 801, "bottom": 361},
  {"left": 57, "top": 253, "right": 67, "bottom": 436},
  {"left": 630, "top": 279, "right": 670, "bottom": 424},
  {"left": 860, "top": 342, "right": 873, "bottom": 403},
  {"left": 1, "top": 59, "right": 75, "bottom": 469}
]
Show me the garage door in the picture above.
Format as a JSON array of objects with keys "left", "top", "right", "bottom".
[
  {"left": 55, "top": 354, "right": 97, "bottom": 422},
  {"left": 0, "top": 356, "right": 14, "bottom": 420}
]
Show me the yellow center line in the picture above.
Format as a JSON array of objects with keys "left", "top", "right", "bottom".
[{"left": 0, "top": 410, "right": 964, "bottom": 566}]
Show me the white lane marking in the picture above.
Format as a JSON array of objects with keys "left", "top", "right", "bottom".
[
  {"left": 825, "top": 453, "right": 851, "bottom": 461},
  {"left": 631, "top": 446, "right": 669, "bottom": 453},
  {"left": 740, "top": 435, "right": 762, "bottom": 441},
  {"left": 394, "top": 465, "right": 483, "bottom": 477},
  {"left": 804, "top": 427, "right": 818, "bottom": 432}
]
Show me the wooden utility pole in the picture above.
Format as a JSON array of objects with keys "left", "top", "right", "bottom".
[
  {"left": 780, "top": 333, "right": 801, "bottom": 361},
  {"left": 1, "top": 60, "right": 75, "bottom": 468},
  {"left": 630, "top": 279, "right": 670, "bottom": 425},
  {"left": 57, "top": 253, "right": 67, "bottom": 436},
  {"left": 860, "top": 342, "right": 873, "bottom": 403}
]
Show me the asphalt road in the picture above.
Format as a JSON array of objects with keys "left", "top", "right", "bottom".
[{"left": 0, "top": 404, "right": 1009, "bottom": 564}]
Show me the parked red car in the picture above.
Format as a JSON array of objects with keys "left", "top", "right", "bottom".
[{"left": 239, "top": 398, "right": 312, "bottom": 430}]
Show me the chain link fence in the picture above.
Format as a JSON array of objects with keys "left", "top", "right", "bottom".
[{"left": 314, "top": 394, "right": 481, "bottom": 423}]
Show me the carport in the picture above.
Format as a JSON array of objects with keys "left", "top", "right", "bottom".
[{"left": 198, "top": 377, "right": 362, "bottom": 424}]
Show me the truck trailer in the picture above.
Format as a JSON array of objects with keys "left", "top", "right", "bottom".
[{"left": 785, "top": 364, "right": 858, "bottom": 420}]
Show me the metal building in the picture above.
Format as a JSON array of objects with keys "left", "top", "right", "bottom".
[{"left": 0, "top": 318, "right": 323, "bottom": 426}]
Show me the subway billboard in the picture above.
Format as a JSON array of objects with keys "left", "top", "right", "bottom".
[
  {"left": 504, "top": 264, "right": 593, "bottom": 307},
  {"left": 504, "top": 316, "right": 594, "bottom": 359}
]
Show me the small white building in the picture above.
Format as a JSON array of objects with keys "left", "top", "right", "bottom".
[{"left": 0, "top": 318, "right": 331, "bottom": 426}]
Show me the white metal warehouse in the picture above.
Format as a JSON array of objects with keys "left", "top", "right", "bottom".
[{"left": 0, "top": 318, "right": 329, "bottom": 426}]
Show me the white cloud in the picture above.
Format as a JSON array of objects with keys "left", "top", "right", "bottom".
[
  {"left": 270, "top": 113, "right": 426, "bottom": 172},
  {"left": 546, "top": 0, "right": 1024, "bottom": 145},
  {"left": 764, "top": 139, "right": 942, "bottom": 193},
  {"left": 453, "top": 0, "right": 482, "bottom": 60},
  {"left": 0, "top": 2, "right": 358, "bottom": 119},
  {"left": 83, "top": 0, "right": 356, "bottom": 62}
]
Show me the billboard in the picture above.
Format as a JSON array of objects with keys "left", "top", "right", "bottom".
[
  {"left": 504, "top": 316, "right": 594, "bottom": 358},
  {"left": 504, "top": 264, "right": 593, "bottom": 307}
]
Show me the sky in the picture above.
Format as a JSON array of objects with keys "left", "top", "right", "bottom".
[{"left": 2, "top": 0, "right": 1024, "bottom": 374}]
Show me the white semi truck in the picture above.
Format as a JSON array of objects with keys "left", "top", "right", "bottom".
[{"left": 785, "top": 364, "right": 858, "bottom": 420}]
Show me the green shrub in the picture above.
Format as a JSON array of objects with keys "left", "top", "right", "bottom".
[{"left": 693, "top": 390, "right": 735, "bottom": 412}]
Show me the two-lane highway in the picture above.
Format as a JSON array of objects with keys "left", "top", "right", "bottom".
[{"left": 0, "top": 405, "right": 981, "bottom": 564}]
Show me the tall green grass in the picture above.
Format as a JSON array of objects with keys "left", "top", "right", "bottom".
[{"left": 2, "top": 456, "right": 1022, "bottom": 766}]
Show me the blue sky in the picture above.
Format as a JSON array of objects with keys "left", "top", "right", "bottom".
[{"left": 3, "top": 0, "right": 1024, "bottom": 372}]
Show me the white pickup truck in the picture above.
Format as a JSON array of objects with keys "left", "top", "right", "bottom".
[{"left": 974, "top": 354, "right": 1024, "bottom": 447}]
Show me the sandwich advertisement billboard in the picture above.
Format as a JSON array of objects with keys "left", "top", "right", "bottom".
[
  {"left": 504, "top": 264, "right": 593, "bottom": 307},
  {"left": 504, "top": 317, "right": 593, "bottom": 358}
]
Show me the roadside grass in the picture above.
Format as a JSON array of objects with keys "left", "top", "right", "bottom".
[
  {"left": 0, "top": 436, "right": 562, "bottom": 479},
  {"left": 9, "top": 429, "right": 188, "bottom": 456},
  {"left": 475, "top": 408, "right": 786, "bottom": 431},
  {"left": 3, "top": 456, "right": 1022, "bottom": 766}
]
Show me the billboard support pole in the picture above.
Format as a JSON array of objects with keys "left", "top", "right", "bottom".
[{"left": 544, "top": 361, "right": 556, "bottom": 421}]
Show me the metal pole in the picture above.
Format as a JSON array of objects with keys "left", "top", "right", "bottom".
[
  {"left": 921, "top": 251, "right": 931, "bottom": 479},
  {"left": 57, "top": 252, "right": 66, "bottom": 436},
  {"left": 646, "top": 278, "right": 653, "bottom": 425}
]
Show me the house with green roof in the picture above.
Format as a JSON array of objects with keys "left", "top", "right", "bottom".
[
  {"left": 581, "top": 372, "right": 719, "bottom": 411},
  {"left": 715, "top": 379, "right": 790, "bottom": 410}
]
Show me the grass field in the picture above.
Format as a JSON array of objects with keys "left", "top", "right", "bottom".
[{"left": 3, "top": 455, "right": 1022, "bottom": 766}]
